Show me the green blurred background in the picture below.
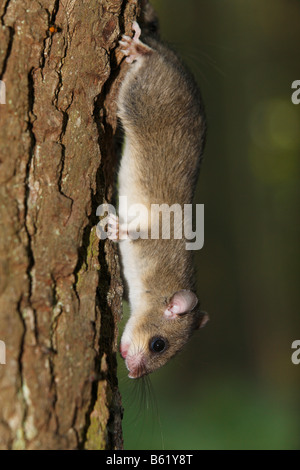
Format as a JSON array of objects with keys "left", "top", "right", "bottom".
[{"left": 118, "top": 0, "right": 300, "bottom": 449}]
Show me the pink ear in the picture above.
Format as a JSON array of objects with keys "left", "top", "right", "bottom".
[{"left": 164, "top": 290, "right": 198, "bottom": 319}]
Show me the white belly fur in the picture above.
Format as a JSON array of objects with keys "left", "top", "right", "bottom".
[{"left": 118, "top": 137, "right": 147, "bottom": 316}]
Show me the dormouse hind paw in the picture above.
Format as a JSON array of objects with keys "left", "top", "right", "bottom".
[{"left": 119, "top": 21, "right": 153, "bottom": 63}]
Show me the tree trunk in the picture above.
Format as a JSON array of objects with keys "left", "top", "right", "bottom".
[{"left": 0, "top": 0, "right": 143, "bottom": 450}]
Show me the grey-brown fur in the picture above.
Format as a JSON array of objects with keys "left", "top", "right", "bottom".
[
  {"left": 118, "top": 37, "right": 206, "bottom": 203},
  {"left": 117, "top": 21, "right": 207, "bottom": 378}
]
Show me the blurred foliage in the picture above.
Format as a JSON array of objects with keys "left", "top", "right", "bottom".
[{"left": 118, "top": 0, "right": 300, "bottom": 449}]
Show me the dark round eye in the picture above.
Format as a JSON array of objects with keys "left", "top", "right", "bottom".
[{"left": 150, "top": 337, "right": 167, "bottom": 353}]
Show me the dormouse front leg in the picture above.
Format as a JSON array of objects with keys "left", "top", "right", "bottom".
[
  {"left": 107, "top": 213, "right": 129, "bottom": 242},
  {"left": 119, "top": 21, "right": 153, "bottom": 63}
]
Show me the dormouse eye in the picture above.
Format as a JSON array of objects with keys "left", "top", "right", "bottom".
[{"left": 149, "top": 337, "right": 167, "bottom": 353}]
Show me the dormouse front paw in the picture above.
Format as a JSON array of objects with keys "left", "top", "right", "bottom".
[{"left": 119, "top": 21, "right": 153, "bottom": 64}]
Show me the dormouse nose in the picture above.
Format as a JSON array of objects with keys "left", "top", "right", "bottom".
[{"left": 119, "top": 342, "right": 129, "bottom": 359}]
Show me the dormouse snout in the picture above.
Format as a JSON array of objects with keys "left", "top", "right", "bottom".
[{"left": 120, "top": 343, "right": 129, "bottom": 359}]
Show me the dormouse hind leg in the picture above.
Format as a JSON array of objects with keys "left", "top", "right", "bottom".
[{"left": 119, "top": 21, "right": 153, "bottom": 63}]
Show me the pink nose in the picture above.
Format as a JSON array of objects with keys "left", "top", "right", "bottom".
[{"left": 120, "top": 343, "right": 129, "bottom": 359}]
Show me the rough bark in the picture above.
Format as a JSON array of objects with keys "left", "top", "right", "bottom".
[{"left": 0, "top": 0, "right": 143, "bottom": 450}]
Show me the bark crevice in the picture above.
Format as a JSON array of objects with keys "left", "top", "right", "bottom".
[{"left": 0, "top": 25, "right": 14, "bottom": 80}]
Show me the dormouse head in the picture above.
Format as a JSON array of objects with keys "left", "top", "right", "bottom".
[{"left": 120, "top": 290, "right": 209, "bottom": 378}]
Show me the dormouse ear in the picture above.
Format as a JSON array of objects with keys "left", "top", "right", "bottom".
[
  {"left": 164, "top": 290, "right": 198, "bottom": 319},
  {"left": 195, "top": 311, "right": 209, "bottom": 329}
]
